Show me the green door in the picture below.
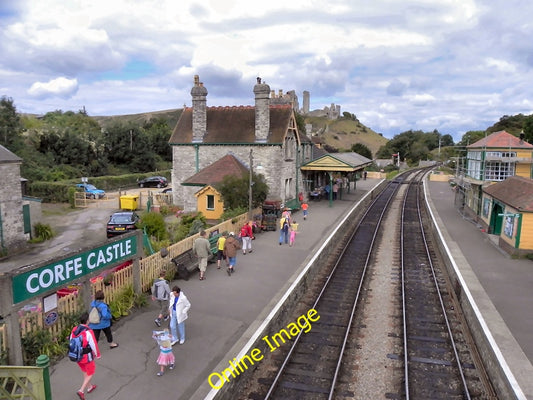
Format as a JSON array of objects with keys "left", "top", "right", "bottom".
[
  {"left": 490, "top": 203, "right": 503, "bottom": 235},
  {"left": 23, "top": 204, "right": 32, "bottom": 236}
]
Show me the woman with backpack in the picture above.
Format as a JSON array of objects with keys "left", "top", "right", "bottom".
[
  {"left": 88, "top": 290, "right": 119, "bottom": 349},
  {"left": 70, "top": 311, "right": 100, "bottom": 399}
]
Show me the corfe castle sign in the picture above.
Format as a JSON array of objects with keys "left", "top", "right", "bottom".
[{"left": 12, "top": 236, "right": 136, "bottom": 304}]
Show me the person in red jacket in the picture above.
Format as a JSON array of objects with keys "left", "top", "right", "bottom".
[
  {"left": 71, "top": 311, "right": 101, "bottom": 399},
  {"left": 240, "top": 221, "right": 254, "bottom": 254}
]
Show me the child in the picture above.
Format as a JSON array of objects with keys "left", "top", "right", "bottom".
[
  {"left": 152, "top": 329, "right": 175, "bottom": 376},
  {"left": 289, "top": 220, "right": 299, "bottom": 247},
  {"left": 301, "top": 202, "right": 309, "bottom": 220}
]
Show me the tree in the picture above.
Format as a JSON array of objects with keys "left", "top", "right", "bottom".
[
  {"left": 143, "top": 118, "right": 172, "bottom": 162},
  {"left": 0, "top": 96, "right": 22, "bottom": 150},
  {"left": 351, "top": 143, "right": 372, "bottom": 159},
  {"left": 457, "top": 130, "right": 485, "bottom": 147},
  {"left": 523, "top": 115, "right": 533, "bottom": 144},
  {"left": 103, "top": 123, "right": 157, "bottom": 172},
  {"left": 487, "top": 114, "right": 527, "bottom": 135},
  {"left": 217, "top": 172, "right": 268, "bottom": 210},
  {"left": 375, "top": 129, "right": 435, "bottom": 165},
  {"left": 294, "top": 112, "right": 306, "bottom": 135},
  {"left": 441, "top": 134, "right": 454, "bottom": 147}
]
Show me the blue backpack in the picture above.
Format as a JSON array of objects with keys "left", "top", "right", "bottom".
[{"left": 68, "top": 325, "right": 88, "bottom": 362}]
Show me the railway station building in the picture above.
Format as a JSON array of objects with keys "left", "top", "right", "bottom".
[
  {"left": 169, "top": 75, "right": 374, "bottom": 212},
  {"left": 456, "top": 130, "right": 533, "bottom": 218},
  {"left": 478, "top": 176, "right": 533, "bottom": 256},
  {"left": 454, "top": 130, "right": 533, "bottom": 255}
]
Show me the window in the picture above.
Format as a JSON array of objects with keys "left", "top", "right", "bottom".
[
  {"left": 504, "top": 215, "right": 515, "bottom": 238},
  {"left": 484, "top": 161, "right": 515, "bottom": 181},
  {"left": 206, "top": 195, "right": 215, "bottom": 210},
  {"left": 466, "top": 151, "right": 482, "bottom": 179},
  {"left": 284, "top": 134, "right": 295, "bottom": 160}
]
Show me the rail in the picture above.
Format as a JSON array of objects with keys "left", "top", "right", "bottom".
[{"left": 400, "top": 170, "right": 470, "bottom": 399}]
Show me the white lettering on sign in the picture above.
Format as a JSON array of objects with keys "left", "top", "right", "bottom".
[{"left": 15, "top": 237, "right": 136, "bottom": 304}]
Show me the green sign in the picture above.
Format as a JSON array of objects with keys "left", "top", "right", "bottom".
[{"left": 12, "top": 236, "right": 137, "bottom": 304}]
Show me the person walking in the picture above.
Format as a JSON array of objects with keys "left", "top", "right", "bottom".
[
  {"left": 240, "top": 221, "right": 254, "bottom": 255},
  {"left": 151, "top": 271, "right": 171, "bottom": 327},
  {"left": 152, "top": 329, "right": 175, "bottom": 376},
  {"left": 193, "top": 230, "right": 211, "bottom": 280},
  {"left": 279, "top": 215, "right": 290, "bottom": 245},
  {"left": 71, "top": 311, "right": 100, "bottom": 400},
  {"left": 88, "top": 290, "right": 119, "bottom": 349},
  {"left": 216, "top": 232, "right": 228, "bottom": 269},
  {"left": 301, "top": 201, "right": 309, "bottom": 220},
  {"left": 223, "top": 232, "right": 241, "bottom": 275},
  {"left": 168, "top": 286, "right": 191, "bottom": 345},
  {"left": 289, "top": 219, "right": 299, "bottom": 247}
]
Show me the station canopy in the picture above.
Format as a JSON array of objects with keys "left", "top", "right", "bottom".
[{"left": 300, "top": 152, "right": 372, "bottom": 172}]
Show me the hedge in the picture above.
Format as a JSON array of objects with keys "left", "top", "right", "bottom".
[{"left": 28, "top": 171, "right": 171, "bottom": 202}]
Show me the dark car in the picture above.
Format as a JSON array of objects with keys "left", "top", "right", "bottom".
[
  {"left": 138, "top": 176, "right": 168, "bottom": 188},
  {"left": 106, "top": 211, "right": 140, "bottom": 238}
]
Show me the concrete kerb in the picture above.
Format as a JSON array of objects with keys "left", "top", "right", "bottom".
[
  {"left": 197, "top": 181, "right": 388, "bottom": 400},
  {"left": 423, "top": 179, "right": 533, "bottom": 400}
]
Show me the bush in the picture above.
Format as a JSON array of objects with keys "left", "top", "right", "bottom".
[
  {"left": 31, "top": 223, "right": 55, "bottom": 242},
  {"left": 221, "top": 207, "right": 247, "bottom": 221},
  {"left": 139, "top": 212, "right": 168, "bottom": 241},
  {"left": 21, "top": 312, "right": 80, "bottom": 364}
]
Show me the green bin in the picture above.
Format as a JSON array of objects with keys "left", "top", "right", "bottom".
[{"left": 120, "top": 195, "right": 139, "bottom": 210}]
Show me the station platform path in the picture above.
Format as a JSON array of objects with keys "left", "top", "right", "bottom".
[
  {"left": 427, "top": 181, "right": 533, "bottom": 399},
  {"left": 49, "top": 179, "right": 376, "bottom": 400},
  {"left": 48, "top": 178, "right": 533, "bottom": 399}
]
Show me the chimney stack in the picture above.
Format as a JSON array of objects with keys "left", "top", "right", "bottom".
[
  {"left": 253, "top": 77, "right": 270, "bottom": 142},
  {"left": 191, "top": 75, "right": 208, "bottom": 143}
]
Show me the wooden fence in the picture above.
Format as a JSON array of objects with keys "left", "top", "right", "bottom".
[
  {"left": 0, "top": 325, "right": 6, "bottom": 362},
  {"left": 3, "top": 210, "right": 254, "bottom": 360}
]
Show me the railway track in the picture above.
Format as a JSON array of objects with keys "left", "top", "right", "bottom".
[
  {"left": 401, "top": 172, "right": 470, "bottom": 399},
  {"left": 236, "top": 169, "right": 495, "bottom": 399}
]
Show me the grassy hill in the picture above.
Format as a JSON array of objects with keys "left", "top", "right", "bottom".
[
  {"left": 92, "top": 109, "right": 387, "bottom": 157},
  {"left": 92, "top": 109, "right": 183, "bottom": 130},
  {"left": 304, "top": 116, "right": 388, "bottom": 157}
]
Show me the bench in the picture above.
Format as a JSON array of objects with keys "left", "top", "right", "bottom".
[
  {"left": 170, "top": 233, "right": 221, "bottom": 280},
  {"left": 284, "top": 198, "right": 301, "bottom": 211},
  {"left": 208, "top": 234, "right": 221, "bottom": 259}
]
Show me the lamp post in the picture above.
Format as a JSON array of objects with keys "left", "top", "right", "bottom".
[
  {"left": 248, "top": 148, "right": 253, "bottom": 220},
  {"left": 248, "top": 148, "right": 264, "bottom": 220}
]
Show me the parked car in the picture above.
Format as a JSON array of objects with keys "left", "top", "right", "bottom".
[
  {"left": 137, "top": 176, "right": 168, "bottom": 188},
  {"left": 161, "top": 187, "right": 172, "bottom": 193},
  {"left": 106, "top": 211, "right": 140, "bottom": 238},
  {"left": 76, "top": 183, "right": 106, "bottom": 199}
]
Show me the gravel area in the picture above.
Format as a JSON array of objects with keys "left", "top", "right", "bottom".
[{"left": 338, "top": 185, "right": 405, "bottom": 398}]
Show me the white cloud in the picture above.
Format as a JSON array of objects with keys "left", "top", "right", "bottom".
[
  {"left": 0, "top": 0, "right": 531, "bottom": 141},
  {"left": 485, "top": 57, "right": 516, "bottom": 73},
  {"left": 28, "top": 77, "right": 79, "bottom": 99}
]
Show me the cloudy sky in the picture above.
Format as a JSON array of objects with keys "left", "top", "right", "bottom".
[{"left": 1, "top": 0, "right": 532, "bottom": 142}]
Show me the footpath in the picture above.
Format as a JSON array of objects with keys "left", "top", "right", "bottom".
[
  {"left": 50, "top": 180, "right": 376, "bottom": 400},
  {"left": 48, "top": 178, "right": 533, "bottom": 400}
]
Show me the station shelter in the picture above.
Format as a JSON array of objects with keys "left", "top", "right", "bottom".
[{"left": 300, "top": 152, "right": 372, "bottom": 205}]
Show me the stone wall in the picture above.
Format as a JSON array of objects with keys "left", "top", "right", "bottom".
[
  {"left": 172, "top": 145, "right": 304, "bottom": 212},
  {"left": 0, "top": 163, "right": 26, "bottom": 252}
]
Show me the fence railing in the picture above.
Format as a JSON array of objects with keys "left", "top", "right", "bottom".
[
  {"left": 3, "top": 210, "right": 254, "bottom": 362},
  {"left": 0, "top": 325, "right": 6, "bottom": 363}
]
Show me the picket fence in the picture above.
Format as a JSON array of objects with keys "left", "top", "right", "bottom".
[{"left": 1, "top": 211, "right": 252, "bottom": 360}]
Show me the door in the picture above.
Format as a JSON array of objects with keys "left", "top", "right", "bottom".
[{"left": 490, "top": 202, "right": 504, "bottom": 235}]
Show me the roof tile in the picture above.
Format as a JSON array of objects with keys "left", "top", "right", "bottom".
[{"left": 468, "top": 130, "right": 533, "bottom": 149}]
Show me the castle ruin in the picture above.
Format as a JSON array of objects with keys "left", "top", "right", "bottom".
[{"left": 268, "top": 88, "right": 341, "bottom": 120}]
